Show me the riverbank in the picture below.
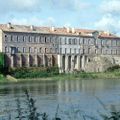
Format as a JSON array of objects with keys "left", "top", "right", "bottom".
[
  {"left": 17, "top": 70, "right": 120, "bottom": 81},
  {"left": 0, "top": 66, "right": 120, "bottom": 84},
  {"left": 0, "top": 71, "right": 120, "bottom": 84}
]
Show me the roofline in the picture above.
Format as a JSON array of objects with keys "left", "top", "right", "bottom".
[{"left": 1, "top": 29, "right": 94, "bottom": 38}]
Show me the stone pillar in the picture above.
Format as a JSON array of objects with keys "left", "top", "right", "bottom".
[
  {"left": 27, "top": 54, "right": 30, "bottom": 67},
  {"left": 81, "top": 55, "right": 85, "bottom": 70},
  {"left": 43, "top": 54, "right": 46, "bottom": 67},
  {"left": 50, "top": 55, "right": 53, "bottom": 67},
  {"left": 77, "top": 55, "right": 80, "bottom": 71},
  {"left": 19, "top": 54, "right": 22, "bottom": 67},
  {"left": 58, "top": 55, "right": 63, "bottom": 73},
  {"left": 71, "top": 55, "right": 74, "bottom": 72},
  {"left": 86, "top": 56, "right": 89, "bottom": 64},
  {"left": 34, "top": 55, "right": 38, "bottom": 67},
  {"left": 65, "top": 55, "right": 69, "bottom": 73},
  {"left": 10, "top": 55, "right": 14, "bottom": 68}
]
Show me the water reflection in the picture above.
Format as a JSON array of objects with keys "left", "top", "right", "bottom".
[
  {"left": 0, "top": 79, "right": 120, "bottom": 119},
  {"left": 0, "top": 79, "right": 120, "bottom": 96}
]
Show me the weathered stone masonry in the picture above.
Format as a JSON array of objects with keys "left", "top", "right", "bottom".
[{"left": 0, "top": 23, "right": 120, "bottom": 72}]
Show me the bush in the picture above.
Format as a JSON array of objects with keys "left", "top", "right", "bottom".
[
  {"left": 106, "top": 65, "right": 120, "bottom": 72},
  {"left": 0, "top": 52, "right": 5, "bottom": 74},
  {"left": 10, "top": 66, "right": 59, "bottom": 79}
]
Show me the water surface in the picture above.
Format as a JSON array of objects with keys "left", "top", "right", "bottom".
[{"left": 0, "top": 79, "right": 120, "bottom": 119}]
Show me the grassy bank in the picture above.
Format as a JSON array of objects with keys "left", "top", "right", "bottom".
[
  {"left": 0, "top": 66, "right": 120, "bottom": 83},
  {"left": 11, "top": 67, "right": 120, "bottom": 82}
]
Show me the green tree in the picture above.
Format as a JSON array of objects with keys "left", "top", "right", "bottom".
[{"left": 0, "top": 52, "right": 4, "bottom": 73}]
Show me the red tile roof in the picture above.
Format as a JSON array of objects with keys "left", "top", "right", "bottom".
[{"left": 0, "top": 24, "right": 119, "bottom": 39}]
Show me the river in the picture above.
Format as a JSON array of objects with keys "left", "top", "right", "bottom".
[{"left": 0, "top": 79, "right": 120, "bottom": 120}]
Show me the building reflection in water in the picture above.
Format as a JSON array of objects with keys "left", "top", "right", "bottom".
[{"left": 0, "top": 79, "right": 119, "bottom": 96}]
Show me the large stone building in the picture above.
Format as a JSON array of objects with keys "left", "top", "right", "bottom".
[{"left": 0, "top": 23, "right": 120, "bottom": 72}]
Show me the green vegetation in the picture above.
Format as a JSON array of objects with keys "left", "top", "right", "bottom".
[
  {"left": 9, "top": 66, "right": 59, "bottom": 79},
  {"left": 7, "top": 65, "right": 120, "bottom": 81},
  {"left": 0, "top": 53, "right": 6, "bottom": 82},
  {"left": 0, "top": 62, "right": 120, "bottom": 83},
  {"left": 0, "top": 52, "right": 5, "bottom": 75}
]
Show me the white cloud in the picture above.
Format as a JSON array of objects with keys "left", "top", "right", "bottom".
[
  {"left": 10, "top": 17, "right": 56, "bottom": 26},
  {"left": 50, "top": 0, "right": 90, "bottom": 11},
  {"left": 0, "top": 0, "right": 41, "bottom": 14},
  {"left": 101, "top": 0, "right": 120, "bottom": 15},
  {"left": 94, "top": 14, "right": 120, "bottom": 33},
  {"left": 94, "top": 0, "right": 120, "bottom": 35}
]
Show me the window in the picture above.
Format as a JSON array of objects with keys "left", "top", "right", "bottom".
[
  {"left": 29, "top": 47, "right": 32, "bottom": 53},
  {"left": 50, "top": 37, "right": 52, "bottom": 43},
  {"left": 88, "top": 48, "right": 90, "bottom": 54},
  {"left": 70, "top": 48, "right": 71, "bottom": 54},
  {"left": 79, "top": 38, "right": 83, "bottom": 44},
  {"left": 112, "top": 40, "right": 117, "bottom": 46},
  {"left": 79, "top": 49, "right": 80, "bottom": 54},
  {"left": 83, "top": 49, "right": 85, "bottom": 54},
  {"left": 60, "top": 48, "right": 62, "bottom": 54},
  {"left": 59, "top": 38, "right": 62, "bottom": 44},
  {"left": 65, "top": 38, "right": 67, "bottom": 44},
  {"left": 83, "top": 38, "right": 85, "bottom": 44},
  {"left": 65, "top": 48, "right": 67, "bottom": 54},
  {"left": 74, "top": 48, "right": 76, "bottom": 54},
  {"left": 34, "top": 37, "right": 37, "bottom": 43},
  {"left": 55, "top": 48, "right": 57, "bottom": 53},
  {"left": 11, "top": 35, "right": 13, "bottom": 41},
  {"left": 88, "top": 39, "right": 91, "bottom": 45},
  {"left": 45, "top": 37, "right": 47, "bottom": 43},
  {"left": 28, "top": 36, "right": 30, "bottom": 42},
  {"left": 5, "top": 35, "right": 7, "bottom": 41},
  {"left": 17, "top": 36, "right": 18, "bottom": 42},
  {"left": 5, "top": 46, "right": 8, "bottom": 53},
  {"left": 69, "top": 38, "right": 72, "bottom": 44},
  {"left": 105, "top": 50, "right": 108, "bottom": 54},
  {"left": 23, "top": 47, "right": 26, "bottom": 53},
  {"left": 73, "top": 38, "right": 77, "bottom": 44},
  {"left": 39, "top": 36, "right": 41, "bottom": 43}
]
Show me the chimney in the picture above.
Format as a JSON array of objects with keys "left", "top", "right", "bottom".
[
  {"left": 7, "top": 22, "right": 12, "bottom": 29},
  {"left": 72, "top": 28, "right": 75, "bottom": 33},
  {"left": 30, "top": 25, "right": 34, "bottom": 30},
  {"left": 66, "top": 27, "right": 70, "bottom": 33},
  {"left": 51, "top": 26, "right": 55, "bottom": 32}
]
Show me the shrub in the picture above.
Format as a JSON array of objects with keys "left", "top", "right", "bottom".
[
  {"left": 107, "top": 65, "right": 120, "bottom": 72},
  {"left": 9, "top": 66, "right": 59, "bottom": 79}
]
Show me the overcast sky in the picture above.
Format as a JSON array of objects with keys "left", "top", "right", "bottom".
[{"left": 0, "top": 0, "right": 120, "bottom": 34}]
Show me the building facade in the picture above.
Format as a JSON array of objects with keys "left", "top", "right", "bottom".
[{"left": 0, "top": 23, "right": 120, "bottom": 72}]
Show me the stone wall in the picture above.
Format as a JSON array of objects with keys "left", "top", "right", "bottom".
[{"left": 84, "top": 55, "right": 120, "bottom": 72}]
